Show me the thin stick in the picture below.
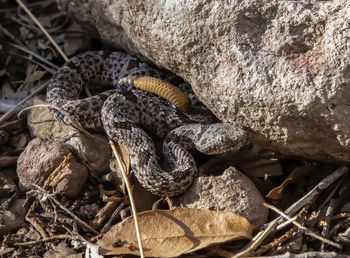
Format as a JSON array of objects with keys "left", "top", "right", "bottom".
[
  {"left": 0, "top": 81, "right": 48, "bottom": 124},
  {"left": 264, "top": 203, "right": 342, "bottom": 249},
  {"left": 15, "top": 0, "right": 68, "bottom": 62},
  {"left": 33, "top": 185, "right": 98, "bottom": 234},
  {"left": 283, "top": 166, "right": 348, "bottom": 216},
  {"left": 8, "top": 43, "right": 59, "bottom": 71},
  {"left": 0, "top": 24, "right": 25, "bottom": 46},
  {"left": 233, "top": 166, "right": 348, "bottom": 257},
  {"left": 232, "top": 219, "right": 280, "bottom": 258},
  {"left": 25, "top": 215, "right": 49, "bottom": 239},
  {"left": 43, "top": 152, "right": 72, "bottom": 189},
  {"left": 275, "top": 215, "right": 298, "bottom": 231},
  {"left": 14, "top": 234, "right": 79, "bottom": 246},
  {"left": 321, "top": 199, "right": 337, "bottom": 251},
  {"left": 8, "top": 52, "right": 56, "bottom": 74},
  {"left": 109, "top": 140, "right": 145, "bottom": 258},
  {"left": 100, "top": 197, "right": 128, "bottom": 234}
]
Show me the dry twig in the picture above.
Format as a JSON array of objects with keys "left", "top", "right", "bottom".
[
  {"left": 33, "top": 185, "right": 98, "bottom": 234},
  {"left": 14, "top": 234, "right": 79, "bottom": 246},
  {"left": 109, "top": 140, "right": 145, "bottom": 258},
  {"left": 233, "top": 166, "right": 348, "bottom": 257},
  {"left": 15, "top": 0, "right": 68, "bottom": 62},
  {"left": 0, "top": 81, "right": 48, "bottom": 123},
  {"left": 43, "top": 152, "right": 72, "bottom": 190},
  {"left": 264, "top": 202, "right": 342, "bottom": 249},
  {"left": 100, "top": 196, "right": 129, "bottom": 234}
]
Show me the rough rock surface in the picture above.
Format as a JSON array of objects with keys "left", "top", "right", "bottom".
[
  {"left": 173, "top": 166, "right": 267, "bottom": 229},
  {"left": 66, "top": 134, "right": 111, "bottom": 174},
  {"left": 28, "top": 98, "right": 111, "bottom": 173},
  {"left": 54, "top": 158, "right": 88, "bottom": 198},
  {"left": 57, "top": 0, "right": 350, "bottom": 162},
  {"left": 28, "top": 98, "right": 77, "bottom": 141},
  {"left": 17, "top": 138, "right": 87, "bottom": 197},
  {"left": 17, "top": 138, "right": 70, "bottom": 191}
]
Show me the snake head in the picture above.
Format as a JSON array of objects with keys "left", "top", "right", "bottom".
[{"left": 196, "top": 123, "right": 247, "bottom": 155}]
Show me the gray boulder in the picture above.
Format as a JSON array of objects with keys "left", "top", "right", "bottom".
[{"left": 57, "top": 0, "right": 350, "bottom": 162}]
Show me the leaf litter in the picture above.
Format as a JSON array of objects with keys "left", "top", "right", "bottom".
[
  {"left": 98, "top": 208, "right": 253, "bottom": 257},
  {"left": 0, "top": 0, "right": 349, "bottom": 257}
]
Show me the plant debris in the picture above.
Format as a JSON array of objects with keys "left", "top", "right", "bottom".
[{"left": 0, "top": 1, "right": 349, "bottom": 257}]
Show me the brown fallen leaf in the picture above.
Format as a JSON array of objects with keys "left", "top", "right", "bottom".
[
  {"left": 98, "top": 208, "right": 252, "bottom": 257},
  {"left": 266, "top": 164, "right": 318, "bottom": 200},
  {"left": 23, "top": 70, "right": 46, "bottom": 84}
]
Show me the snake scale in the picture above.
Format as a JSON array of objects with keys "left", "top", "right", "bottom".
[{"left": 46, "top": 51, "right": 246, "bottom": 196}]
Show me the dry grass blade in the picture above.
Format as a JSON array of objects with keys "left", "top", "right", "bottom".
[
  {"left": 108, "top": 140, "right": 145, "bottom": 258},
  {"left": 8, "top": 43, "right": 59, "bottom": 71},
  {"left": 33, "top": 185, "right": 98, "bottom": 234},
  {"left": 264, "top": 203, "right": 342, "bottom": 249},
  {"left": 0, "top": 81, "right": 49, "bottom": 124},
  {"left": 14, "top": 234, "right": 79, "bottom": 246},
  {"left": 233, "top": 166, "right": 348, "bottom": 257},
  {"left": 15, "top": 0, "right": 68, "bottom": 62}
]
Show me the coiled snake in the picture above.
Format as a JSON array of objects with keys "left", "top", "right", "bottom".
[{"left": 46, "top": 51, "right": 246, "bottom": 196}]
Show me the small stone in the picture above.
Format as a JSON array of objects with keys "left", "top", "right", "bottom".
[
  {"left": 17, "top": 138, "right": 88, "bottom": 198},
  {"left": 17, "top": 138, "right": 70, "bottom": 191},
  {"left": 43, "top": 242, "right": 83, "bottom": 258},
  {"left": 66, "top": 133, "right": 111, "bottom": 173},
  {"left": 173, "top": 166, "right": 268, "bottom": 229},
  {"left": 54, "top": 158, "right": 88, "bottom": 198},
  {"left": 78, "top": 203, "right": 99, "bottom": 220}
]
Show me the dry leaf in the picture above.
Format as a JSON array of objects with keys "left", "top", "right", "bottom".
[
  {"left": 98, "top": 208, "right": 252, "bottom": 257},
  {"left": 266, "top": 164, "right": 318, "bottom": 200},
  {"left": 24, "top": 70, "right": 46, "bottom": 84}
]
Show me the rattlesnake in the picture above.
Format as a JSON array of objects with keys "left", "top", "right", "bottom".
[{"left": 46, "top": 51, "right": 246, "bottom": 196}]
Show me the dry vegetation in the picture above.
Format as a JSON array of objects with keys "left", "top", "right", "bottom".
[{"left": 0, "top": 1, "right": 349, "bottom": 257}]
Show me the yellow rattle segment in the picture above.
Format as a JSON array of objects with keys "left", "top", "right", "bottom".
[{"left": 119, "top": 76, "right": 190, "bottom": 112}]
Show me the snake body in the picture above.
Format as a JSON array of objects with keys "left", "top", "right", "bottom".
[{"left": 46, "top": 51, "right": 246, "bottom": 196}]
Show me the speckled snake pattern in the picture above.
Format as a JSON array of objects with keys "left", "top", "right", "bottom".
[{"left": 46, "top": 51, "right": 246, "bottom": 196}]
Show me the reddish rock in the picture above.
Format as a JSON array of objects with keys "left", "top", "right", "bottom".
[
  {"left": 17, "top": 138, "right": 88, "bottom": 198},
  {"left": 54, "top": 158, "right": 88, "bottom": 198}
]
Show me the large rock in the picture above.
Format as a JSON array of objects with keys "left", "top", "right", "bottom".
[
  {"left": 56, "top": 0, "right": 350, "bottom": 162},
  {"left": 173, "top": 166, "right": 268, "bottom": 229}
]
